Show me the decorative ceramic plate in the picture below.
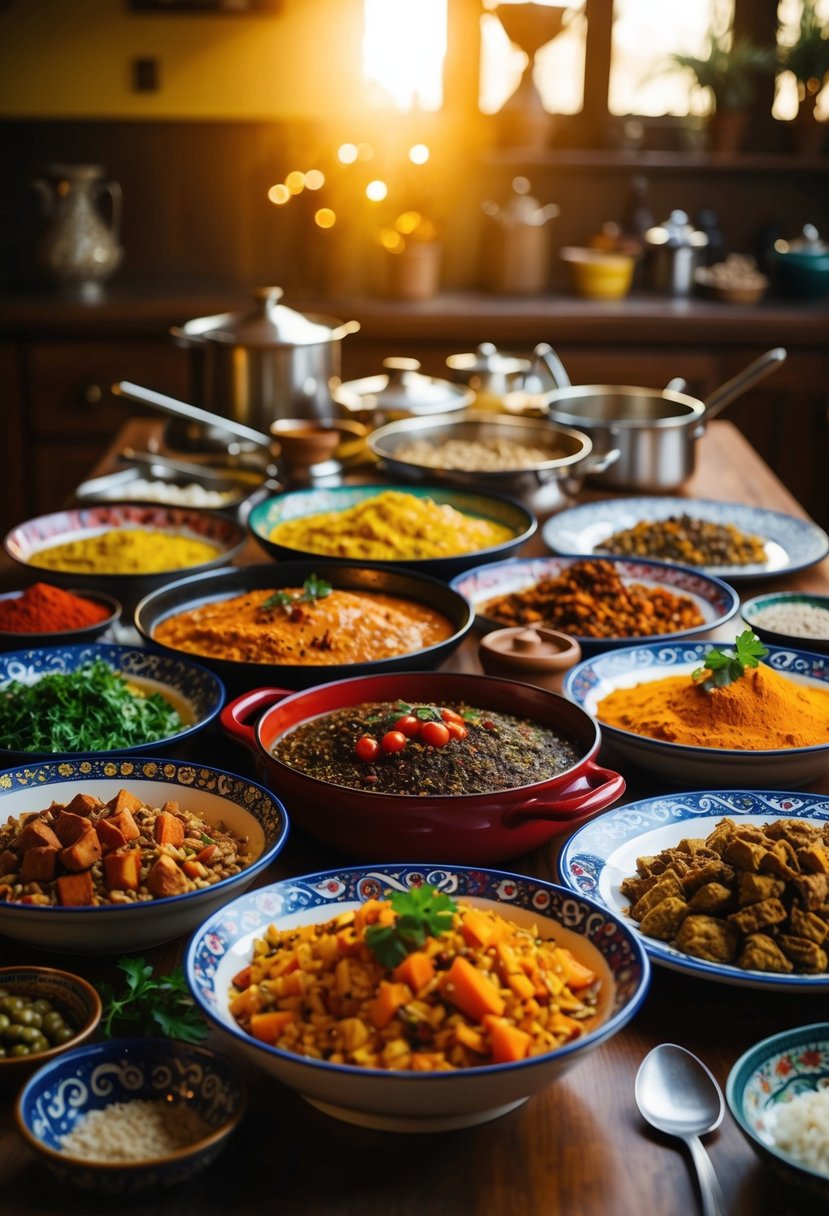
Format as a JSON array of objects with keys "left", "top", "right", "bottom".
[
  {"left": 542, "top": 496, "right": 829, "bottom": 581},
  {"left": 559, "top": 790, "right": 829, "bottom": 991},
  {"left": 449, "top": 553, "right": 740, "bottom": 654}
]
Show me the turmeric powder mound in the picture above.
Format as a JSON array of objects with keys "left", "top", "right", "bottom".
[{"left": 596, "top": 664, "right": 829, "bottom": 750}]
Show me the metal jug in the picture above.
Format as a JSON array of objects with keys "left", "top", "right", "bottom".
[
  {"left": 644, "top": 209, "right": 708, "bottom": 297},
  {"left": 32, "top": 163, "right": 123, "bottom": 297}
]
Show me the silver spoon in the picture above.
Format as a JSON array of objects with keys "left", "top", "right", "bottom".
[{"left": 635, "top": 1043, "right": 728, "bottom": 1216}]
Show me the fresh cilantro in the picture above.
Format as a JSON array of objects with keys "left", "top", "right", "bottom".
[
  {"left": 365, "top": 883, "right": 457, "bottom": 968},
  {"left": 261, "top": 574, "right": 332, "bottom": 614},
  {"left": 96, "top": 956, "right": 209, "bottom": 1044},
  {"left": 692, "top": 630, "right": 769, "bottom": 692}
]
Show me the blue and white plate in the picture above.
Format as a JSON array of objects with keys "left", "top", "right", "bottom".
[
  {"left": 564, "top": 641, "right": 829, "bottom": 788},
  {"left": 450, "top": 554, "right": 740, "bottom": 654},
  {"left": 559, "top": 790, "right": 829, "bottom": 992},
  {"left": 542, "top": 496, "right": 829, "bottom": 582}
]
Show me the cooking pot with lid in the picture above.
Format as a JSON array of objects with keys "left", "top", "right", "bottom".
[
  {"left": 171, "top": 286, "right": 360, "bottom": 430},
  {"left": 331, "top": 357, "right": 474, "bottom": 428}
]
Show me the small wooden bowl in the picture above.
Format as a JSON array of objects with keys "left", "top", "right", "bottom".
[{"left": 270, "top": 419, "right": 368, "bottom": 469}]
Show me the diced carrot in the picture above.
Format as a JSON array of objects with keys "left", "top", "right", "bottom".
[
  {"left": 249, "top": 1010, "right": 296, "bottom": 1044},
  {"left": 181, "top": 859, "right": 208, "bottom": 879},
  {"left": 392, "top": 950, "right": 435, "bottom": 994},
  {"left": 65, "top": 793, "right": 102, "bottom": 818},
  {"left": 19, "top": 846, "right": 58, "bottom": 882},
  {"left": 52, "top": 810, "right": 90, "bottom": 846},
  {"left": 438, "top": 956, "right": 505, "bottom": 1022},
  {"left": 555, "top": 948, "right": 597, "bottom": 990},
  {"left": 145, "top": 854, "right": 188, "bottom": 897},
  {"left": 153, "top": 811, "right": 185, "bottom": 847},
  {"left": 196, "top": 843, "right": 218, "bottom": 864},
  {"left": 59, "top": 828, "right": 102, "bottom": 872},
  {"left": 367, "top": 981, "right": 411, "bottom": 1030},
  {"left": 267, "top": 953, "right": 299, "bottom": 979},
  {"left": 106, "top": 789, "right": 142, "bottom": 815},
  {"left": 108, "top": 808, "right": 140, "bottom": 842},
  {"left": 16, "top": 819, "right": 62, "bottom": 852},
  {"left": 483, "top": 1015, "right": 533, "bottom": 1064},
  {"left": 232, "top": 965, "right": 253, "bottom": 990},
  {"left": 56, "top": 870, "right": 95, "bottom": 906},
  {"left": 95, "top": 819, "right": 126, "bottom": 854},
  {"left": 461, "top": 908, "right": 503, "bottom": 949},
  {"left": 103, "top": 850, "right": 141, "bottom": 892}
]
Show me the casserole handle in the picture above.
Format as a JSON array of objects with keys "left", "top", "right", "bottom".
[
  {"left": 220, "top": 686, "right": 293, "bottom": 754},
  {"left": 504, "top": 761, "right": 625, "bottom": 825}
]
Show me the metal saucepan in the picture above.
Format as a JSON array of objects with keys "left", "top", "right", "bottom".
[{"left": 541, "top": 347, "right": 786, "bottom": 491}]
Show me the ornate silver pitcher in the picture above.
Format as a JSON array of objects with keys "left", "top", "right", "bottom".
[{"left": 32, "top": 163, "right": 123, "bottom": 296}]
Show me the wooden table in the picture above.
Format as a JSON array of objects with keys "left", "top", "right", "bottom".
[{"left": 1, "top": 418, "right": 828, "bottom": 1216}]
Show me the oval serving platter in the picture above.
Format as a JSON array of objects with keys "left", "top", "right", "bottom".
[
  {"left": 558, "top": 789, "right": 829, "bottom": 992},
  {"left": 542, "top": 496, "right": 829, "bottom": 582}
]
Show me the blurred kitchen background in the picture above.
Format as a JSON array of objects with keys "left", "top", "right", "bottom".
[{"left": 0, "top": 0, "right": 827, "bottom": 529}]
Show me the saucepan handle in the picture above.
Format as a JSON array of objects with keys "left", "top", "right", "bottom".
[
  {"left": 579, "top": 447, "right": 621, "bottom": 475},
  {"left": 503, "top": 761, "right": 625, "bottom": 826},
  {"left": 220, "top": 686, "right": 293, "bottom": 754}
]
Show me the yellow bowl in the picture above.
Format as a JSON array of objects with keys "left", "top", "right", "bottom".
[{"left": 560, "top": 247, "right": 635, "bottom": 300}]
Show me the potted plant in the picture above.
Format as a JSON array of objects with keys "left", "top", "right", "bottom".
[
  {"left": 779, "top": 0, "right": 829, "bottom": 153},
  {"left": 669, "top": 31, "right": 776, "bottom": 153}
]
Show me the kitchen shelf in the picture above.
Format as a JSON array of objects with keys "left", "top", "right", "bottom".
[{"left": 483, "top": 149, "right": 829, "bottom": 174}]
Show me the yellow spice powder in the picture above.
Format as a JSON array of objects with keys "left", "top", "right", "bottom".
[{"left": 29, "top": 528, "right": 222, "bottom": 575}]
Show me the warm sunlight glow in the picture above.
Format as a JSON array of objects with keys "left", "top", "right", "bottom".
[
  {"left": 285, "top": 170, "right": 306, "bottom": 194},
  {"left": 380, "top": 228, "right": 405, "bottom": 252},
  {"left": 314, "top": 208, "right": 337, "bottom": 229},
  {"left": 267, "top": 184, "right": 291, "bottom": 205},
  {"left": 365, "top": 179, "right": 388, "bottom": 201},
  {"left": 395, "top": 211, "right": 423, "bottom": 234},
  {"left": 337, "top": 143, "right": 359, "bottom": 165},
  {"left": 408, "top": 143, "right": 431, "bottom": 164},
  {"left": 363, "top": 0, "right": 447, "bottom": 111},
  {"left": 305, "top": 170, "right": 325, "bottom": 190}
]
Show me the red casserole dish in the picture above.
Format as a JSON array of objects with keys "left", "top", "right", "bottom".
[{"left": 221, "top": 671, "right": 625, "bottom": 864}]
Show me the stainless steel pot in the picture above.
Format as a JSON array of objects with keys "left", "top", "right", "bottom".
[
  {"left": 543, "top": 348, "right": 786, "bottom": 491},
  {"left": 170, "top": 286, "right": 360, "bottom": 429}
]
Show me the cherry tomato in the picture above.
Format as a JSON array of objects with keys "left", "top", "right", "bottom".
[
  {"left": 440, "top": 707, "right": 466, "bottom": 726},
  {"left": 420, "top": 721, "right": 451, "bottom": 748},
  {"left": 445, "top": 720, "right": 468, "bottom": 741},
  {"left": 355, "top": 735, "right": 380, "bottom": 762},
  {"left": 381, "top": 730, "right": 407, "bottom": 753},
  {"left": 393, "top": 714, "right": 421, "bottom": 738}
]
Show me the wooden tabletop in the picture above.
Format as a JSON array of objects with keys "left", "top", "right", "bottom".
[{"left": 1, "top": 418, "right": 828, "bottom": 1216}]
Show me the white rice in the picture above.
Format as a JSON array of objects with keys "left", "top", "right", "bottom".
[
  {"left": 770, "top": 1087, "right": 829, "bottom": 1177},
  {"left": 59, "top": 1098, "right": 210, "bottom": 1162}
]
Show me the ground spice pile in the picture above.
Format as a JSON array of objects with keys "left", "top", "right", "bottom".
[{"left": 0, "top": 583, "right": 111, "bottom": 633}]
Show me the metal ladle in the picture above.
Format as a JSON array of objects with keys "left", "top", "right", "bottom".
[
  {"left": 112, "top": 381, "right": 274, "bottom": 450},
  {"left": 635, "top": 1044, "right": 728, "bottom": 1216}
]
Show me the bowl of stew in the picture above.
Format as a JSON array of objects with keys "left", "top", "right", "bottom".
[{"left": 220, "top": 671, "right": 625, "bottom": 864}]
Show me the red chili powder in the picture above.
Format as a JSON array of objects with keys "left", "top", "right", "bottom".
[{"left": 0, "top": 583, "right": 113, "bottom": 633}]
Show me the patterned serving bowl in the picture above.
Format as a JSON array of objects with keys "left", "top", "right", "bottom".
[
  {"left": 247, "top": 483, "right": 536, "bottom": 580},
  {"left": 564, "top": 642, "right": 829, "bottom": 788},
  {"left": 185, "top": 864, "right": 650, "bottom": 1133},
  {"left": 0, "top": 642, "right": 224, "bottom": 762},
  {"left": 0, "top": 757, "right": 288, "bottom": 953},
  {"left": 16, "top": 1039, "right": 246, "bottom": 1194},
  {"left": 727, "top": 1023, "right": 829, "bottom": 1201}
]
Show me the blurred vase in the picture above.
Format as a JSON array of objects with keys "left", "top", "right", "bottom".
[
  {"left": 32, "top": 163, "right": 123, "bottom": 297},
  {"left": 384, "top": 241, "right": 442, "bottom": 301}
]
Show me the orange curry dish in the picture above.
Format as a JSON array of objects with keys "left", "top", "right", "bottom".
[{"left": 152, "top": 585, "right": 455, "bottom": 665}]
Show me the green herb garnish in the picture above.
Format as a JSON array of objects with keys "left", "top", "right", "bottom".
[
  {"left": 0, "top": 659, "right": 183, "bottom": 753},
  {"left": 365, "top": 883, "right": 457, "bottom": 968},
  {"left": 97, "top": 956, "right": 209, "bottom": 1044},
  {"left": 261, "top": 574, "right": 332, "bottom": 614},
  {"left": 692, "top": 630, "right": 769, "bottom": 692}
]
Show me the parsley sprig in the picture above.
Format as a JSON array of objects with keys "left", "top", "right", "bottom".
[
  {"left": 96, "top": 956, "right": 209, "bottom": 1044},
  {"left": 365, "top": 883, "right": 458, "bottom": 968},
  {"left": 260, "top": 574, "right": 332, "bottom": 614},
  {"left": 692, "top": 630, "right": 769, "bottom": 693}
]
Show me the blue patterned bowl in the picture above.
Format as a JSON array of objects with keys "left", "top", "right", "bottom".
[
  {"left": 186, "top": 864, "right": 650, "bottom": 1133},
  {"left": 564, "top": 642, "right": 829, "bottom": 788},
  {"left": 247, "top": 483, "right": 536, "bottom": 579},
  {"left": 0, "top": 642, "right": 224, "bottom": 761},
  {"left": 15, "top": 1039, "right": 246, "bottom": 1194},
  {"left": 727, "top": 1023, "right": 829, "bottom": 1200},
  {"left": 0, "top": 757, "right": 289, "bottom": 953}
]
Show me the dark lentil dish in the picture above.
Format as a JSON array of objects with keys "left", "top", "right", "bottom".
[
  {"left": 271, "top": 701, "right": 582, "bottom": 795},
  {"left": 597, "top": 514, "right": 767, "bottom": 566}
]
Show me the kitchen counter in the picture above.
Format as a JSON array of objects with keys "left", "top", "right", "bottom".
[{"left": 1, "top": 418, "right": 828, "bottom": 1215}]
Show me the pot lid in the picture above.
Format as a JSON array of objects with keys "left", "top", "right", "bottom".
[
  {"left": 333, "top": 358, "right": 474, "bottom": 415},
  {"left": 644, "top": 210, "right": 709, "bottom": 250},
  {"left": 446, "top": 343, "right": 531, "bottom": 377},
  {"left": 185, "top": 287, "right": 358, "bottom": 348},
  {"left": 479, "top": 626, "right": 582, "bottom": 671}
]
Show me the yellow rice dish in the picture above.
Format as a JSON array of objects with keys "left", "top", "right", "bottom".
[
  {"left": 29, "top": 528, "right": 222, "bottom": 575},
  {"left": 268, "top": 490, "right": 515, "bottom": 561}
]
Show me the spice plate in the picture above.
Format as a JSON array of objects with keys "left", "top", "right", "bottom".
[
  {"left": 559, "top": 790, "right": 829, "bottom": 992},
  {"left": 450, "top": 554, "right": 740, "bottom": 655},
  {"left": 542, "top": 496, "right": 829, "bottom": 582}
]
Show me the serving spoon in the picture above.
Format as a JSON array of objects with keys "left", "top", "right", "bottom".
[{"left": 635, "top": 1043, "right": 728, "bottom": 1216}]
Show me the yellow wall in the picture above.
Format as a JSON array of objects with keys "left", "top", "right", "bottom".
[{"left": 0, "top": 0, "right": 367, "bottom": 119}]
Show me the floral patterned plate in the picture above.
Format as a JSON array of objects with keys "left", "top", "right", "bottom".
[{"left": 559, "top": 789, "right": 829, "bottom": 992}]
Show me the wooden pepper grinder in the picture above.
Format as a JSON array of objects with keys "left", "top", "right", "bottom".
[{"left": 478, "top": 626, "right": 582, "bottom": 695}]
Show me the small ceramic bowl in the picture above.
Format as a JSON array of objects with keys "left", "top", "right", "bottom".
[
  {"left": 0, "top": 587, "right": 121, "bottom": 652},
  {"left": 270, "top": 417, "right": 368, "bottom": 469},
  {"left": 16, "top": 1038, "right": 246, "bottom": 1194},
  {"left": 727, "top": 1023, "right": 829, "bottom": 1201},
  {"left": 186, "top": 864, "right": 650, "bottom": 1133},
  {"left": 741, "top": 592, "right": 829, "bottom": 655},
  {"left": 0, "top": 966, "right": 102, "bottom": 1086},
  {"left": 0, "top": 756, "right": 289, "bottom": 953},
  {"left": 559, "top": 247, "right": 635, "bottom": 300}
]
